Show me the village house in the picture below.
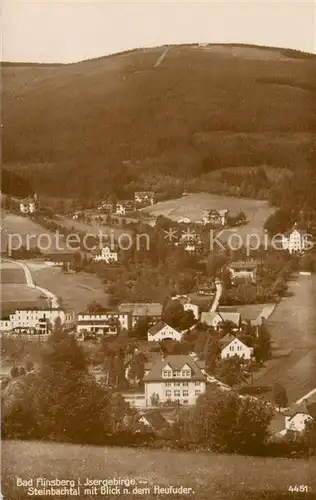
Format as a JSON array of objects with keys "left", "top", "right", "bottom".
[
  {"left": 200, "top": 311, "right": 241, "bottom": 330},
  {"left": 283, "top": 402, "right": 314, "bottom": 433},
  {"left": 118, "top": 303, "right": 163, "bottom": 328},
  {"left": 228, "top": 261, "right": 258, "bottom": 284},
  {"left": 144, "top": 354, "right": 207, "bottom": 407},
  {"left": 135, "top": 191, "right": 155, "bottom": 206},
  {"left": 282, "top": 226, "right": 311, "bottom": 254},
  {"left": 202, "top": 208, "right": 228, "bottom": 226},
  {"left": 97, "top": 201, "right": 114, "bottom": 212},
  {"left": 0, "top": 308, "right": 75, "bottom": 335},
  {"left": 147, "top": 320, "right": 183, "bottom": 342},
  {"left": 137, "top": 410, "right": 169, "bottom": 432},
  {"left": 19, "top": 196, "right": 37, "bottom": 214},
  {"left": 76, "top": 311, "right": 131, "bottom": 335},
  {"left": 220, "top": 334, "right": 254, "bottom": 360},
  {"left": 93, "top": 245, "right": 119, "bottom": 264},
  {"left": 115, "top": 200, "right": 135, "bottom": 215},
  {"left": 171, "top": 295, "right": 199, "bottom": 320}
]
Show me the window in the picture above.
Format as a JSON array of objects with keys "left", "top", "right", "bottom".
[
  {"left": 229, "top": 345, "right": 234, "bottom": 351},
  {"left": 195, "top": 381, "right": 200, "bottom": 386},
  {"left": 165, "top": 390, "right": 172, "bottom": 397},
  {"left": 183, "top": 390, "right": 189, "bottom": 397},
  {"left": 183, "top": 400, "right": 189, "bottom": 404},
  {"left": 174, "top": 381, "right": 180, "bottom": 387},
  {"left": 163, "top": 370, "right": 172, "bottom": 378},
  {"left": 174, "top": 390, "right": 180, "bottom": 397},
  {"left": 173, "top": 371, "right": 181, "bottom": 377},
  {"left": 195, "top": 390, "right": 201, "bottom": 396},
  {"left": 164, "top": 382, "right": 172, "bottom": 387},
  {"left": 183, "top": 382, "right": 188, "bottom": 387},
  {"left": 182, "top": 370, "right": 190, "bottom": 377}
]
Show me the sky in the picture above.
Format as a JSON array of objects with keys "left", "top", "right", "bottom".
[{"left": 1, "top": 1, "right": 315, "bottom": 63}]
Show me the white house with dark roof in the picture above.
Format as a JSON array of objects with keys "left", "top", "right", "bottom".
[
  {"left": 147, "top": 320, "right": 183, "bottom": 342},
  {"left": 220, "top": 334, "right": 253, "bottom": 360},
  {"left": 144, "top": 354, "right": 207, "bottom": 406},
  {"left": 283, "top": 398, "right": 316, "bottom": 433}
]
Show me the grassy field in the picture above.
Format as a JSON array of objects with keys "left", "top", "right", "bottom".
[
  {"left": 2, "top": 441, "right": 315, "bottom": 500},
  {"left": 1, "top": 213, "right": 66, "bottom": 252},
  {"left": 1, "top": 284, "right": 49, "bottom": 316},
  {"left": 32, "top": 265, "right": 109, "bottom": 313},
  {"left": 3, "top": 44, "right": 315, "bottom": 199},
  {"left": 144, "top": 192, "right": 275, "bottom": 242},
  {"left": 254, "top": 275, "right": 316, "bottom": 403},
  {"left": 0, "top": 261, "right": 27, "bottom": 284}
]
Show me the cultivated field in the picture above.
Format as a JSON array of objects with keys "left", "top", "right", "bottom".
[
  {"left": 1, "top": 284, "right": 49, "bottom": 316},
  {"left": 3, "top": 441, "right": 315, "bottom": 500},
  {"left": 57, "top": 217, "right": 134, "bottom": 239},
  {"left": 0, "top": 260, "right": 26, "bottom": 284},
  {"left": 31, "top": 266, "right": 109, "bottom": 313}
]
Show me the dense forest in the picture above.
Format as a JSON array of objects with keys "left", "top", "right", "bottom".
[{"left": 2, "top": 44, "right": 316, "bottom": 219}]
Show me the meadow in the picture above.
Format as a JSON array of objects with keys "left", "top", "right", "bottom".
[
  {"left": 144, "top": 192, "right": 275, "bottom": 243},
  {"left": 254, "top": 275, "right": 316, "bottom": 403},
  {"left": 2, "top": 440, "right": 315, "bottom": 500},
  {"left": 0, "top": 261, "right": 27, "bottom": 284},
  {"left": 1, "top": 284, "right": 49, "bottom": 317},
  {"left": 1, "top": 213, "right": 65, "bottom": 252},
  {"left": 31, "top": 265, "right": 109, "bottom": 313}
]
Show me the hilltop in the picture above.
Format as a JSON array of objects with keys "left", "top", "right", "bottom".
[{"left": 2, "top": 43, "right": 316, "bottom": 201}]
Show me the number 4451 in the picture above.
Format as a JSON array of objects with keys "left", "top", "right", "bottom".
[{"left": 288, "top": 485, "right": 310, "bottom": 493}]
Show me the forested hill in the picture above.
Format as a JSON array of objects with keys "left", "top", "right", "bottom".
[{"left": 2, "top": 43, "right": 316, "bottom": 203}]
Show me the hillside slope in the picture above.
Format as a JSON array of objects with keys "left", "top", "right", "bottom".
[{"left": 3, "top": 44, "right": 316, "bottom": 199}]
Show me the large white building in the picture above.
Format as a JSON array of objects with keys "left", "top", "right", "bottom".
[
  {"left": 282, "top": 227, "right": 311, "bottom": 254},
  {"left": 77, "top": 311, "right": 131, "bottom": 335},
  {"left": 93, "top": 245, "right": 118, "bottom": 264},
  {"left": 144, "top": 354, "right": 207, "bottom": 407},
  {"left": 0, "top": 308, "right": 75, "bottom": 335}
]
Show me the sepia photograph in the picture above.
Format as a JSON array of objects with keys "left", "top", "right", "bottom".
[{"left": 1, "top": 1, "right": 316, "bottom": 499}]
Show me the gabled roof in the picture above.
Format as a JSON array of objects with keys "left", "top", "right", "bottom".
[
  {"left": 200, "top": 311, "right": 220, "bottom": 324},
  {"left": 218, "top": 312, "right": 241, "bottom": 326},
  {"left": 139, "top": 410, "right": 168, "bottom": 430},
  {"left": 144, "top": 355, "right": 206, "bottom": 382},
  {"left": 148, "top": 320, "right": 169, "bottom": 336},
  {"left": 220, "top": 334, "right": 252, "bottom": 350},
  {"left": 284, "top": 398, "right": 316, "bottom": 419},
  {"left": 118, "top": 303, "right": 163, "bottom": 317}
]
